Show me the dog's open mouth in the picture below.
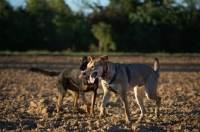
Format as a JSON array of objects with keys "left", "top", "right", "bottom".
[
  {"left": 88, "top": 72, "right": 97, "bottom": 83},
  {"left": 78, "top": 71, "right": 98, "bottom": 83}
]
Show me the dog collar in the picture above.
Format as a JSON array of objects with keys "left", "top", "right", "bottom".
[
  {"left": 101, "top": 62, "right": 108, "bottom": 79},
  {"left": 125, "top": 66, "right": 131, "bottom": 83},
  {"left": 108, "top": 63, "right": 118, "bottom": 85},
  {"left": 102, "top": 63, "right": 118, "bottom": 84}
]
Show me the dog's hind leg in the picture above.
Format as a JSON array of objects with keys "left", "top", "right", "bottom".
[
  {"left": 56, "top": 78, "right": 68, "bottom": 113},
  {"left": 146, "top": 93, "right": 161, "bottom": 119},
  {"left": 56, "top": 92, "right": 65, "bottom": 113},
  {"left": 134, "top": 86, "right": 146, "bottom": 123},
  {"left": 71, "top": 90, "right": 79, "bottom": 112},
  {"left": 145, "top": 77, "right": 161, "bottom": 119},
  {"left": 155, "top": 96, "right": 161, "bottom": 118}
]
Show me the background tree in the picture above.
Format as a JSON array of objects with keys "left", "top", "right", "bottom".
[
  {"left": 91, "top": 22, "right": 116, "bottom": 52},
  {"left": 1, "top": 0, "right": 200, "bottom": 53},
  {"left": 0, "top": 0, "right": 13, "bottom": 50}
]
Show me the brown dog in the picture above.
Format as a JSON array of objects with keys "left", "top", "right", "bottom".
[{"left": 29, "top": 56, "right": 99, "bottom": 115}]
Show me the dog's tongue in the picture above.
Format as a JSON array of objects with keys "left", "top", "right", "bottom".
[
  {"left": 78, "top": 74, "right": 83, "bottom": 78},
  {"left": 89, "top": 75, "right": 95, "bottom": 83}
]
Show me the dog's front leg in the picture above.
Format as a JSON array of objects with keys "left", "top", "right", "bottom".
[
  {"left": 119, "top": 88, "right": 131, "bottom": 124},
  {"left": 100, "top": 91, "right": 110, "bottom": 118},
  {"left": 100, "top": 82, "right": 110, "bottom": 118},
  {"left": 89, "top": 89, "right": 97, "bottom": 115},
  {"left": 79, "top": 85, "right": 90, "bottom": 113}
]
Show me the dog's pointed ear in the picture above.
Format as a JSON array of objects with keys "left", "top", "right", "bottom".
[
  {"left": 100, "top": 55, "right": 108, "bottom": 60},
  {"left": 80, "top": 56, "right": 87, "bottom": 62},
  {"left": 99, "top": 55, "right": 108, "bottom": 62},
  {"left": 87, "top": 56, "right": 93, "bottom": 62}
]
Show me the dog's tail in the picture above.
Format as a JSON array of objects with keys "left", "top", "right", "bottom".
[
  {"left": 154, "top": 58, "right": 159, "bottom": 77},
  {"left": 29, "top": 68, "right": 60, "bottom": 77}
]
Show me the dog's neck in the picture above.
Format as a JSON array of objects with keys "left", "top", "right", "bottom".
[
  {"left": 101, "top": 62, "right": 118, "bottom": 85},
  {"left": 101, "top": 62, "right": 108, "bottom": 79}
]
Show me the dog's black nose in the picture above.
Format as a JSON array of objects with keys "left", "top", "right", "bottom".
[{"left": 82, "top": 72, "right": 86, "bottom": 76}]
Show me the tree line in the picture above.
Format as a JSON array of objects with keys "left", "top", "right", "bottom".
[{"left": 1, "top": 0, "right": 200, "bottom": 53}]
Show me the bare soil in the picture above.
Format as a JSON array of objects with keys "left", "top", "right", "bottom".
[{"left": 0, "top": 55, "right": 200, "bottom": 132}]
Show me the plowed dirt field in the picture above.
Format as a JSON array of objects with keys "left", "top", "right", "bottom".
[{"left": 0, "top": 55, "right": 200, "bottom": 131}]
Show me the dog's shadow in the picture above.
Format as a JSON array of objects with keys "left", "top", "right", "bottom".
[
  {"left": 59, "top": 106, "right": 87, "bottom": 115},
  {"left": 107, "top": 121, "right": 166, "bottom": 132}
]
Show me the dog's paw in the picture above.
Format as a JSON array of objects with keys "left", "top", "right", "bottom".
[
  {"left": 126, "top": 119, "right": 131, "bottom": 124},
  {"left": 155, "top": 108, "right": 160, "bottom": 119},
  {"left": 73, "top": 106, "right": 79, "bottom": 113},
  {"left": 56, "top": 107, "right": 64, "bottom": 113},
  {"left": 135, "top": 120, "right": 141, "bottom": 124},
  {"left": 135, "top": 118, "right": 143, "bottom": 124},
  {"left": 132, "top": 123, "right": 141, "bottom": 132},
  {"left": 99, "top": 112, "right": 105, "bottom": 119},
  {"left": 84, "top": 105, "right": 90, "bottom": 114},
  {"left": 90, "top": 109, "right": 94, "bottom": 115},
  {"left": 99, "top": 115, "right": 103, "bottom": 119}
]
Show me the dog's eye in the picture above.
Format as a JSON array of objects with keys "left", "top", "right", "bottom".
[{"left": 91, "top": 66, "right": 94, "bottom": 69}]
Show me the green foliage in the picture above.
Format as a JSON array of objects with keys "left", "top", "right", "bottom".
[
  {"left": 91, "top": 22, "right": 116, "bottom": 52},
  {"left": 0, "top": 0, "right": 13, "bottom": 19},
  {"left": 0, "top": 0, "right": 200, "bottom": 53},
  {"left": 109, "top": 0, "right": 139, "bottom": 14},
  {"left": 0, "top": 0, "right": 13, "bottom": 48}
]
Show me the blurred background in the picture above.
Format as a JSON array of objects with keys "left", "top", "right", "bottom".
[{"left": 1, "top": 0, "right": 200, "bottom": 53}]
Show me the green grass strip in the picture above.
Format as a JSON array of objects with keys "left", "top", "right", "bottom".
[{"left": 0, "top": 50, "right": 200, "bottom": 57}]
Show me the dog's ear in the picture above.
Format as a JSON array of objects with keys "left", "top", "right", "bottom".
[
  {"left": 87, "top": 56, "right": 93, "bottom": 62},
  {"left": 100, "top": 55, "right": 108, "bottom": 60},
  {"left": 99, "top": 55, "right": 108, "bottom": 62},
  {"left": 79, "top": 58, "right": 81, "bottom": 62},
  {"left": 80, "top": 56, "right": 86, "bottom": 62}
]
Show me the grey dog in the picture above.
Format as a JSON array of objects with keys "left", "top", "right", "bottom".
[{"left": 79, "top": 56, "right": 161, "bottom": 123}]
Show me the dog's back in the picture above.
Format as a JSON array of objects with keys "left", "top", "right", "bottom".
[
  {"left": 112, "top": 63, "right": 157, "bottom": 88},
  {"left": 58, "top": 67, "right": 86, "bottom": 87}
]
